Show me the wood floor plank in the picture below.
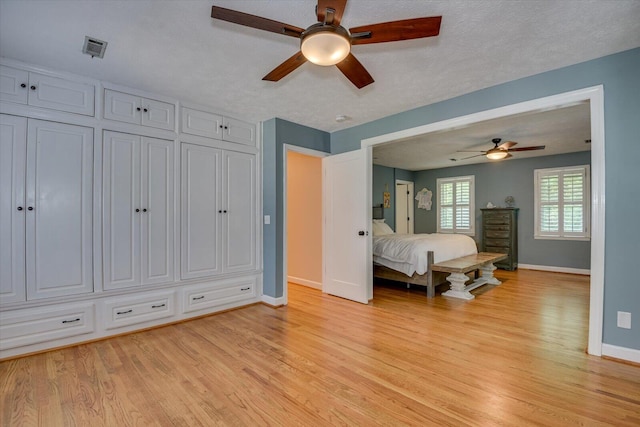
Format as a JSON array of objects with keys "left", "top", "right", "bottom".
[{"left": 1, "top": 269, "right": 639, "bottom": 426}]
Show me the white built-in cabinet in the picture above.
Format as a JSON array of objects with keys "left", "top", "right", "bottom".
[
  {"left": 180, "top": 143, "right": 257, "bottom": 280},
  {"left": 102, "top": 130, "right": 174, "bottom": 290},
  {"left": 0, "top": 114, "right": 94, "bottom": 303},
  {"left": 104, "top": 89, "right": 175, "bottom": 130},
  {"left": 0, "top": 60, "right": 261, "bottom": 360},
  {"left": 181, "top": 107, "right": 255, "bottom": 146},
  {"left": 0, "top": 65, "right": 95, "bottom": 116}
]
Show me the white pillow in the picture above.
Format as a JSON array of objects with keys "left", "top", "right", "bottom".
[
  {"left": 373, "top": 221, "right": 394, "bottom": 236},
  {"left": 373, "top": 219, "right": 385, "bottom": 224}
]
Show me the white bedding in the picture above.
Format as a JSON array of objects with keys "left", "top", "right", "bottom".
[{"left": 373, "top": 233, "right": 478, "bottom": 276}]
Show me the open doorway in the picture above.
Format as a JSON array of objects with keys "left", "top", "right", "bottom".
[{"left": 283, "top": 145, "right": 328, "bottom": 304}]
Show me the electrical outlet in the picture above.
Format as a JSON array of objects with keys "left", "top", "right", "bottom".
[
  {"left": 617, "top": 311, "right": 631, "bottom": 329},
  {"left": 264, "top": 215, "right": 270, "bottom": 225}
]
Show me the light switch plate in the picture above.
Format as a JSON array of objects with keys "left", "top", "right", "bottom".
[
  {"left": 617, "top": 311, "right": 631, "bottom": 329},
  {"left": 264, "top": 215, "right": 270, "bottom": 225}
]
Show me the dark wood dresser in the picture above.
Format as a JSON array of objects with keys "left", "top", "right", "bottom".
[{"left": 481, "top": 208, "right": 518, "bottom": 270}]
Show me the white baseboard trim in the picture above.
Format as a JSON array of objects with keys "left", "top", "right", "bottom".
[
  {"left": 518, "top": 264, "right": 590, "bottom": 276},
  {"left": 287, "top": 276, "right": 322, "bottom": 290},
  {"left": 602, "top": 343, "right": 640, "bottom": 364},
  {"left": 261, "top": 294, "right": 286, "bottom": 307}
]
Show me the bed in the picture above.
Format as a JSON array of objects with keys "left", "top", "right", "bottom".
[{"left": 371, "top": 216, "right": 478, "bottom": 297}]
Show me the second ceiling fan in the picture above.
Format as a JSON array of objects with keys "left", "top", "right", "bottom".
[
  {"left": 457, "top": 138, "right": 546, "bottom": 160},
  {"left": 211, "top": 0, "right": 442, "bottom": 89}
]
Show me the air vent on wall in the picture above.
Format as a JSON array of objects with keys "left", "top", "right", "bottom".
[{"left": 83, "top": 36, "right": 108, "bottom": 58}]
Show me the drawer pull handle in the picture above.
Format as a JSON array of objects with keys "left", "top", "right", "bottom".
[
  {"left": 192, "top": 296, "right": 205, "bottom": 301},
  {"left": 62, "top": 318, "right": 80, "bottom": 324},
  {"left": 240, "top": 287, "right": 251, "bottom": 291},
  {"left": 151, "top": 303, "right": 166, "bottom": 309},
  {"left": 117, "top": 309, "right": 133, "bottom": 315}
]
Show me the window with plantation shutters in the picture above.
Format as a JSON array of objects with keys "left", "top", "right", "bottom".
[
  {"left": 534, "top": 165, "right": 590, "bottom": 240},
  {"left": 437, "top": 175, "right": 475, "bottom": 235}
]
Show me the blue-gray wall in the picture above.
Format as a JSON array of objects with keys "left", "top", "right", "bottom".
[
  {"left": 262, "top": 118, "right": 330, "bottom": 299},
  {"left": 372, "top": 165, "right": 415, "bottom": 230},
  {"left": 413, "top": 151, "right": 591, "bottom": 269},
  {"left": 330, "top": 47, "right": 640, "bottom": 351}
]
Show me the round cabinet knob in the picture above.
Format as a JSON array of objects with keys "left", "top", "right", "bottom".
[
  {"left": 136, "top": 107, "right": 141, "bottom": 111},
  {"left": 223, "top": 210, "right": 227, "bottom": 213},
  {"left": 30, "top": 85, "right": 36, "bottom": 91},
  {"left": 218, "top": 210, "right": 222, "bottom": 213},
  {"left": 143, "top": 108, "right": 148, "bottom": 112},
  {"left": 17, "top": 206, "right": 23, "bottom": 211},
  {"left": 142, "top": 208, "right": 148, "bottom": 212},
  {"left": 20, "top": 83, "right": 27, "bottom": 88},
  {"left": 135, "top": 208, "right": 140, "bottom": 212},
  {"left": 27, "top": 206, "right": 34, "bottom": 211}
]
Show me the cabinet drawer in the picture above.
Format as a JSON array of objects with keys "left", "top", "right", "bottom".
[
  {"left": 484, "top": 238, "right": 511, "bottom": 247},
  {"left": 0, "top": 303, "right": 95, "bottom": 350},
  {"left": 181, "top": 107, "right": 223, "bottom": 139},
  {"left": 484, "top": 246, "right": 510, "bottom": 254},
  {"left": 484, "top": 229, "right": 510, "bottom": 239},
  {"left": 183, "top": 277, "right": 256, "bottom": 313},
  {"left": 103, "top": 291, "right": 175, "bottom": 330},
  {"left": 484, "top": 215, "right": 511, "bottom": 225}
]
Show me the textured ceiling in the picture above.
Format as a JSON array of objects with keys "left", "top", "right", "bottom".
[{"left": 0, "top": 0, "right": 639, "bottom": 133}]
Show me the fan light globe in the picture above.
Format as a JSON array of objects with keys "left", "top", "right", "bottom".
[
  {"left": 301, "top": 31, "right": 350, "bottom": 66},
  {"left": 486, "top": 148, "right": 508, "bottom": 160}
]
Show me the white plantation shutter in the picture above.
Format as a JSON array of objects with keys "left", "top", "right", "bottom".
[
  {"left": 437, "top": 176, "right": 475, "bottom": 235},
  {"left": 535, "top": 166, "right": 590, "bottom": 239}
]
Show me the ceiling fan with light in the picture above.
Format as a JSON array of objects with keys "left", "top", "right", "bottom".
[
  {"left": 211, "top": 1, "right": 442, "bottom": 89},
  {"left": 457, "top": 138, "right": 546, "bottom": 161}
]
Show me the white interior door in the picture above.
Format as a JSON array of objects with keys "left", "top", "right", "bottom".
[{"left": 323, "top": 149, "right": 369, "bottom": 304}]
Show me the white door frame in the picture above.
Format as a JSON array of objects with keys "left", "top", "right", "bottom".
[
  {"left": 395, "top": 179, "right": 414, "bottom": 234},
  {"left": 361, "top": 86, "right": 605, "bottom": 356},
  {"left": 282, "top": 144, "right": 328, "bottom": 305}
]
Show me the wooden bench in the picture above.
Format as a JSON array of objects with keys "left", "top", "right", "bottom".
[{"left": 430, "top": 252, "right": 508, "bottom": 300}]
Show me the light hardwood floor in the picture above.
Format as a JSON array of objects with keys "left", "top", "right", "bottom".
[{"left": 1, "top": 269, "right": 639, "bottom": 426}]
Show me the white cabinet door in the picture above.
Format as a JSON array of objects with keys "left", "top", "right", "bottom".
[
  {"left": 28, "top": 73, "right": 95, "bottom": 116},
  {"left": 103, "top": 131, "right": 141, "bottom": 289},
  {"left": 25, "top": 119, "right": 94, "bottom": 300},
  {"left": 181, "top": 107, "right": 223, "bottom": 139},
  {"left": 181, "top": 143, "right": 222, "bottom": 279},
  {"left": 141, "top": 137, "right": 174, "bottom": 285},
  {"left": 104, "top": 89, "right": 140, "bottom": 125},
  {"left": 141, "top": 98, "right": 175, "bottom": 131},
  {"left": 103, "top": 131, "right": 174, "bottom": 290},
  {"left": 223, "top": 117, "right": 256, "bottom": 146},
  {"left": 223, "top": 150, "right": 257, "bottom": 273},
  {"left": 0, "top": 65, "right": 29, "bottom": 104},
  {"left": 0, "top": 115, "right": 27, "bottom": 303}
]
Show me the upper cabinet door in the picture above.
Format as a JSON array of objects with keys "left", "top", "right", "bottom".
[
  {"left": 141, "top": 98, "right": 175, "bottom": 131},
  {"left": 181, "top": 143, "right": 222, "bottom": 280},
  {"left": 27, "top": 73, "right": 95, "bottom": 116},
  {"left": 103, "top": 131, "right": 142, "bottom": 290},
  {"left": 0, "top": 114, "right": 27, "bottom": 304},
  {"left": 141, "top": 137, "right": 174, "bottom": 285},
  {"left": 222, "top": 117, "right": 256, "bottom": 146},
  {"left": 181, "top": 107, "right": 223, "bottom": 139},
  {"left": 25, "top": 119, "right": 94, "bottom": 300},
  {"left": 0, "top": 65, "right": 29, "bottom": 105},
  {"left": 223, "top": 150, "right": 257, "bottom": 273},
  {"left": 104, "top": 89, "right": 140, "bottom": 125}
]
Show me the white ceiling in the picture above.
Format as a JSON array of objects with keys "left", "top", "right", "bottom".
[
  {"left": 0, "top": 0, "right": 639, "bottom": 134},
  {"left": 373, "top": 101, "right": 592, "bottom": 171}
]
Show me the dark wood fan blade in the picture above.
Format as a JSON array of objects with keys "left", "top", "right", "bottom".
[
  {"left": 456, "top": 150, "right": 486, "bottom": 153},
  {"left": 510, "top": 145, "right": 546, "bottom": 152},
  {"left": 212, "top": 6, "right": 304, "bottom": 38},
  {"left": 262, "top": 51, "right": 308, "bottom": 82},
  {"left": 350, "top": 16, "right": 442, "bottom": 45},
  {"left": 335, "top": 53, "right": 374, "bottom": 89},
  {"left": 499, "top": 141, "right": 518, "bottom": 150},
  {"left": 317, "top": 0, "right": 347, "bottom": 25}
]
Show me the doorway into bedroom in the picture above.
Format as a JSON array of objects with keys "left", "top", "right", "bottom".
[{"left": 284, "top": 146, "right": 327, "bottom": 304}]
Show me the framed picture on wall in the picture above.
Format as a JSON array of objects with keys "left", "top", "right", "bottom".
[{"left": 383, "top": 191, "right": 390, "bottom": 208}]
